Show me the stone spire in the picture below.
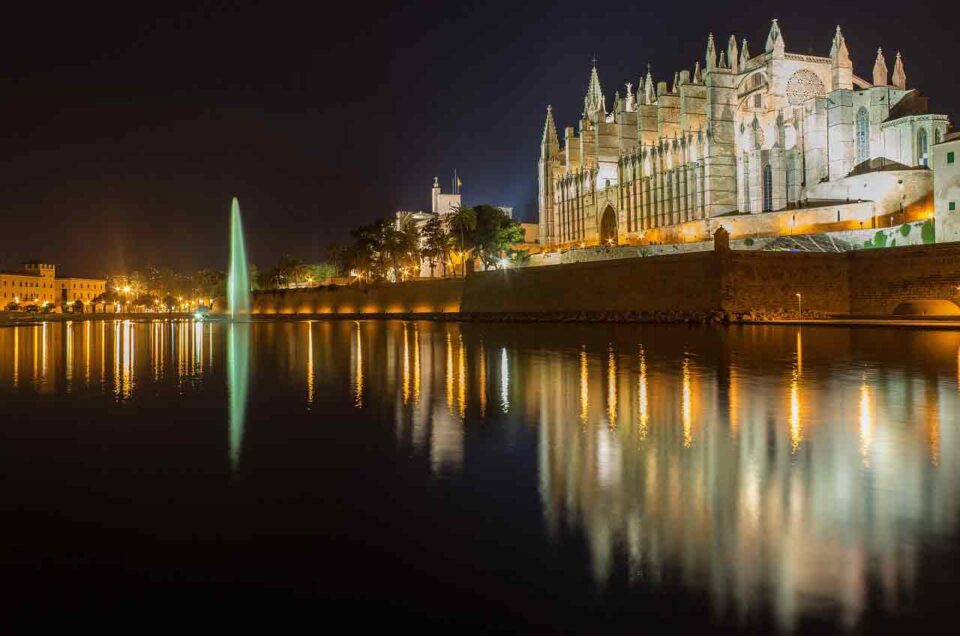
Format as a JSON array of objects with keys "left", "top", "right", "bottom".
[
  {"left": 625, "top": 82, "right": 635, "bottom": 111},
  {"left": 643, "top": 65, "right": 655, "bottom": 104},
  {"left": 583, "top": 60, "right": 605, "bottom": 117},
  {"left": 830, "top": 25, "right": 853, "bottom": 90},
  {"left": 740, "top": 38, "right": 750, "bottom": 68},
  {"left": 728, "top": 35, "right": 739, "bottom": 73},
  {"left": 872, "top": 48, "right": 888, "bottom": 86},
  {"left": 892, "top": 51, "right": 907, "bottom": 89},
  {"left": 706, "top": 33, "right": 717, "bottom": 70},
  {"left": 830, "top": 25, "right": 851, "bottom": 65},
  {"left": 693, "top": 61, "right": 703, "bottom": 84},
  {"left": 765, "top": 19, "right": 785, "bottom": 57},
  {"left": 718, "top": 50, "right": 728, "bottom": 70},
  {"left": 672, "top": 72, "right": 679, "bottom": 92},
  {"left": 541, "top": 105, "right": 559, "bottom": 151}
]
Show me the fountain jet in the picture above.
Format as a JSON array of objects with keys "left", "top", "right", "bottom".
[{"left": 227, "top": 197, "right": 251, "bottom": 320}]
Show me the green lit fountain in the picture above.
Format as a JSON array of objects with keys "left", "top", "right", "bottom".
[
  {"left": 227, "top": 196, "right": 251, "bottom": 320},
  {"left": 226, "top": 197, "right": 250, "bottom": 472}
]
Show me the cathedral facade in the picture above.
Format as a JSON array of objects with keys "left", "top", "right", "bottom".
[{"left": 538, "top": 20, "right": 950, "bottom": 247}]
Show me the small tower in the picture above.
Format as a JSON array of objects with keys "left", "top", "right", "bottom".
[
  {"left": 892, "top": 52, "right": 907, "bottom": 89},
  {"left": 705, "top": 33, "right": 717, "bottom": 71},
  {"left": 830, "top": 25, "right": 853, "bottom": 91},
  {"left": 727, "top": 35, "right": 739, "bottom": 73},
  {"left": 872, "top": 48, "right": 888, "bottom": 86},
  {"left": 431, "top": 176, "right": 441, "bottom": 214},
  {"left": 583, "top": 60, "right": 605, "bottom": 120},
  {"left": 740, "top": 39, "right": 750, "bottom": 68},
  {"left": 538, "top": 106, "right": 561, "bottom": 244},
  {"left": 766, "top": 19, "right": 785, "bottom": 58},
  {"left": 643, "top": 66, "right": 655, "bottom": 105},
  {"left": 693, "top": 61, "right": 703, "bottom": 84}
]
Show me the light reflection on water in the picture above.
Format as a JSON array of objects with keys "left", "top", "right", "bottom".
[{"left": 1, "top": 319, "right": 959, "bottom": 629}]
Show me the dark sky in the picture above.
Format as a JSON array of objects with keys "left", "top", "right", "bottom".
[{"left": 2, "top": 0, "right": 955, "bottom": 275}]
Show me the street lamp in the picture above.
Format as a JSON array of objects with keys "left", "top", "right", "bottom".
[{"left": 796, "top": 293, "right": 802, "bottom": 321}]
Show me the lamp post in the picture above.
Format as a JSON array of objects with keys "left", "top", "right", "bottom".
[{"left": 796, "top": 292, "right": 802, "bottom": 321}]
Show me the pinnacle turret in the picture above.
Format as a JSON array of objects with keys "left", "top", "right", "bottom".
[
  {"left": 872, "top": 47, "right": 888, "bottom": 86},
  {"left": 643, "top": 65, "right": 655, "bottom": 104},
  {"left": 706, "top": 33, "right": 717, "bottom": 70},
  {"left": 740, "top": 38, "right": 750, "bottom": 68},
  {"left": 766, "top": 19, "right": 785, "bottom": 56},
  {"left": 693, "top": 61, "right": 703, "bottom": 84},
  {"left": 583, "top": 60, "right": 605, "bottom": 117},
  {"left": 541, "top": 105, "right": 559, "bottom": 150},
  {"left": 830, "top": 25, "right": 851, "bottom": 66},
  {"left": 892, "top": 51, "right": 906, "bottom": 89},
  {"left": 727, "top": 35, "right": 739, "bottom": 73}
]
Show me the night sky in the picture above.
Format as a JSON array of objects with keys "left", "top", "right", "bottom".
[{"left": 2, "top": 1, "right": 956, "bottom": 275}]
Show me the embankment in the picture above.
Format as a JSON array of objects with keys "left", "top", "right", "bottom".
[{"left": 252, "top": 241, "right": 960, "bottom": 322}]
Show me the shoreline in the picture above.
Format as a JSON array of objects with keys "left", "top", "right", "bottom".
[{"left": 4, "top": 311, "right": 960, "bottom": 330}]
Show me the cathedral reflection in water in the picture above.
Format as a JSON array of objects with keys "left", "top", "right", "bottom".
[{"left": 0, "top": 319, "right": 957, "bottom": 629}]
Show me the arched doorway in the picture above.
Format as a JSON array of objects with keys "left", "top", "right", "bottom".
[{"left": 600, "top": 206, "right": 618, "bottom": 245}]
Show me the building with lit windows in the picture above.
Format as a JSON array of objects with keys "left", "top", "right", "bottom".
[
  {"left": 934, "top": 132, "right": 960, "bottom": 242},
  {"left": 538, "top": 19, "right": 950, "bottom": 247},
  {"left": 0, "top": 262, "right": 105, "bottom": 308}
]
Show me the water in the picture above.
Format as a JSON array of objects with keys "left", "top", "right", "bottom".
[
  {"left": 227, "top": 197, "right": 250, "bottom": 320},
  {"left": 2, "top": 319, "right": 960, "bottom": 630}
]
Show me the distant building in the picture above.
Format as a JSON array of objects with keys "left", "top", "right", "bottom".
[
  {"left": 396, "top": 177, "right": 515, "bottom": 277},
  {"left": 935, "top": 133, "right": 960, "bottom": 242},
  {"left": 0, "top": 262, "right": 106, "bottom": 308},
  {"left": 539, "top": 19, "right": 950, "bottom": 247}
]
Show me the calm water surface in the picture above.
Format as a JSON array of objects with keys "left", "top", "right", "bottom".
[{"left": 2, "top": 319, "right": 960, "bottom": 630}]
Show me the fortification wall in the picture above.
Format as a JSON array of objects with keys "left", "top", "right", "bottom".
[
  {"left": 848, "top": 243, "right": 960, "bottom": 314},
  {"left": 724, "top": 251, "right": 851, "bottom": 314},
  {"left": 461, "top": 252, "right": 721, "bottom": 314},
  {"left": 253, "top": 240, "right": 960, "bottom": 320},
  {"left": 253, "top": 278, "right": 464, "bottom": 316}
]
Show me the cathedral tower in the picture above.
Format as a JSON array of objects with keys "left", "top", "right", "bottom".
[{"left": 539, "top": 105, "right": 560, "bottom": 244}]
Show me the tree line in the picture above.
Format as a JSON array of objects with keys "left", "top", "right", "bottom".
[{"left": 328, "top": 204, "right": 526, "bottom": 282}]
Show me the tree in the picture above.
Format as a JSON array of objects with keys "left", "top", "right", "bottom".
[
  {"left": 192, "top": 269, "right": 226, "bottom": 302},
  {"left": 325, "top": 243, "right": 348, "bottom": 277},
  {"left": 348, "top": 219, "right": 392, "bottom": 282},
  {"left": 422, "top": 215, "right": 453, "bottom": 277},
  {"left": 448, "top": 205, "right": 477, "bottom": 278},
  {"left": 471, "top": 205, "right": 525, "bottom": 270}
]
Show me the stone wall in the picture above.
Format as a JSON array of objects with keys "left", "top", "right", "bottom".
[
  {"left": 253, "top": 278, "right": 464, "bottom": 316},
  {"left": 724, "top": 251, "right": 851, "bottom": 314},
  {"left": 254, "top": 241, "right": 960, "bottom": 320},
  {"left": 461, "top": 252, "right": 721, "bottom": 314},
  {"left": 848, "top": 243, "right": 960, "bottom": 314}
]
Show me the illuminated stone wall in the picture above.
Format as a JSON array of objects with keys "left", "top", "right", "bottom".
[
  {"left": 462, "top": 252, "right": 722, "bottom": 314},
  {"left": 253, "top": 278, "right": 465, "bottom": 316},
  {"left": 848, "top": 243, "right": 960, "bottom": 314},
  {"left": 255, "top": 241, "right": 960, "bottom": 318}
]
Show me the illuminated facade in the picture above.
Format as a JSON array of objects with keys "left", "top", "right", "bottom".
[
  {"left": 538, "top": 19, "right": 950, "bottom": 246},
  {"left": 0, "top": 262, "right": 105, "bottom": 307}
]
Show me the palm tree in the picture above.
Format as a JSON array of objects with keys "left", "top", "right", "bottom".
[
  {"left": 448, "top": 205, "right": 476, "bottom": 278},
  {"left": 422, "top": 215, "right": 452, "bottom": 277}
]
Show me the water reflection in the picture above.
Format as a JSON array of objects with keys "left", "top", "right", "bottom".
[
  {"left": 2, "top": 320, "right": 960, "bottom": 629},
  {"left": 227, "top": 322, "right": 250, "bottom": 472}
]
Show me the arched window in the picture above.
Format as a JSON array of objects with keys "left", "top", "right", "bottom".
[
  {"left": 918, "top": 128, "right": 929, "bottom": 167},
  {"left": 762, "top": 164, "right": 773, "bottom": 212},
  {"left": 855, "top": 107, "right": 870, "bottom": 166}
]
